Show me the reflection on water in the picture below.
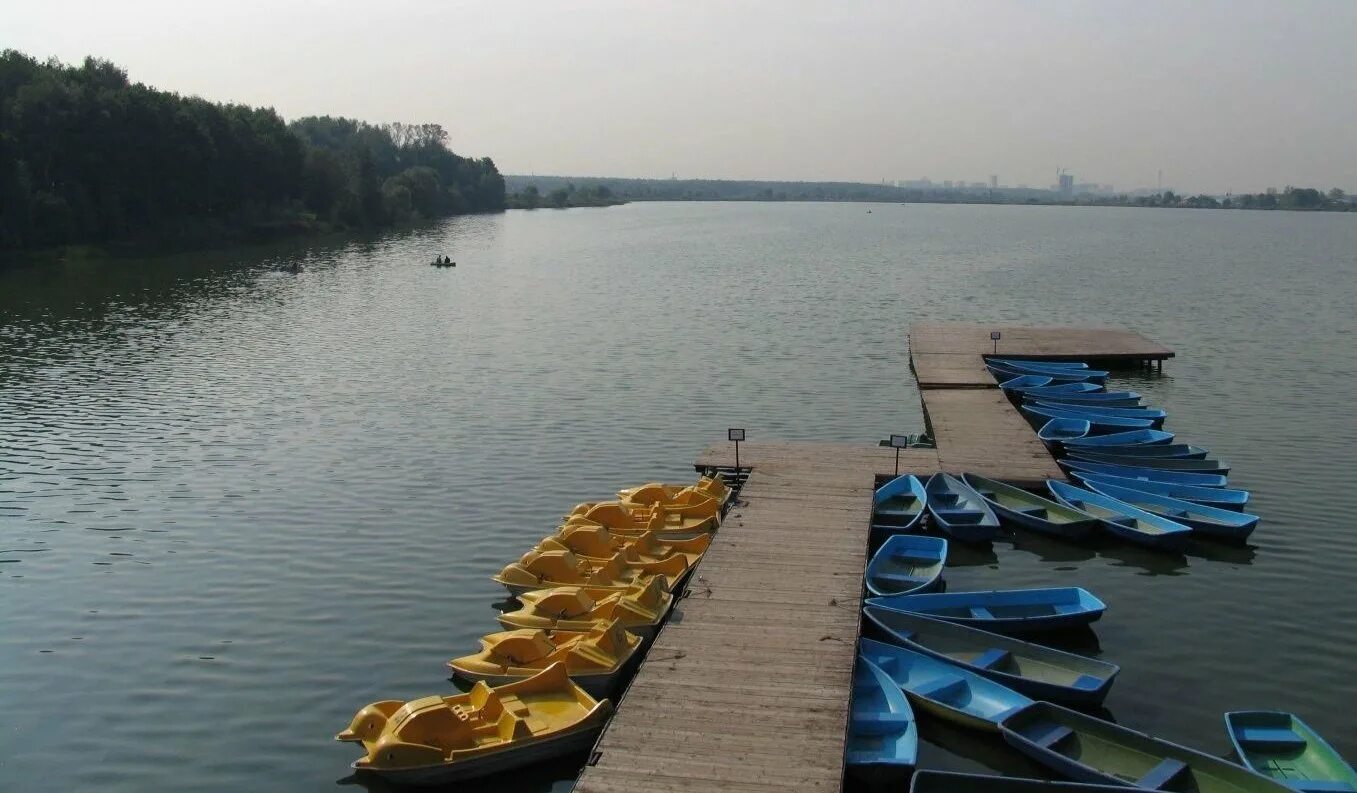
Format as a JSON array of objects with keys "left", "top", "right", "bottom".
[{"left": 2, "top": 203, "right": 1357, "bottom": 792}]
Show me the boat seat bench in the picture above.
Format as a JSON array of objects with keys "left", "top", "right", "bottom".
[
  {"left": 1137, "top": 758, "right": 1189, "bottom": 790},
  {"left": 971, "top": 649, "right": 1013, "bottom": 670},
  {"left": 912, "top": 676, "right": 967, "bottom": 701},
  {"left": 1236, "top": 727, "right": 1307, "bottom": 750},
  {"left": 850, "top": 711, "right": 913, "bottom": 736},
  {"left": 970, "top": 606, "right": 996, "bottom": 619},
  {"left": 1027, "top": 723, "right": 1075, "bottom": 750}
]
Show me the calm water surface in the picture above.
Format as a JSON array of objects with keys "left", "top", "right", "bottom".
[{"left": 1, "top": 203, "right": 1355, "bottom": 792}]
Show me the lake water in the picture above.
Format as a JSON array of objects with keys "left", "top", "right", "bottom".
[{"left": 2, "top": 202, "right": 1355, "bottom": 792}]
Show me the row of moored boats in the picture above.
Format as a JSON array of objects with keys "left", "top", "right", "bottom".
[
  {"left": 847, "top": 358, "right": 1351, "bottom": 793},
  {"left": 335, "top": 476, "right": 734, "bottom": 784}
]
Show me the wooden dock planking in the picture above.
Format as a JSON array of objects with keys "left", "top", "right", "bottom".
[
  {"left": 575, "top": 325, "right": 1171, "bottom": 793},
  {"left": 910, "top": 322, "right": 1174, "bottom": 388},
  {"left": 921, "top": 389, "right": 1065, "bottom": 486}
]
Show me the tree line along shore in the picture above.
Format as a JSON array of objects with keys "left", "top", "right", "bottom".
[{"left": 0, "top": 51, "right": 504, "bottom": 254}]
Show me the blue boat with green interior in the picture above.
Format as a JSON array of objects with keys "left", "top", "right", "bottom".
[
  {"left": 1059, "top": 459, "right": 1229, "bottom": 488},
  {"left": 990, "top": 362, "right": 1107, "bottom": 384},
  {"left": 847, "top": 655, "right": 918, "bottom": 787},
  {"left": 963, "top": 473, "right": 1099, "bottom": 540},
  {"left": 1038, "top": 418, "right": 1092, "bottom": 446},
  {"left": 1072, "top": 472, "right": 1250, "bottom": 511},
  {"left": 1224, "top": 711, "right": 1357, "bottom": 793},
  {"left": 998, "top": 374, "right": 1056, "bottom": 390},
  {"left": 1005, "top": 381, "right": 1105, "bottom": 396},
  {"left": 1063, "top": 428, "right": 1174, "bottom": 447},
  {"left": 1075, "top": 443, "right": 1208, "bottom": 459},
  {"left": 1003, "top": 702, "right": 1295, "bottom": 793},
  {"left": 859, "top": 638, "right": 1032, "bottom": 732},
  {"left": 988, "top": 357, "right": 1091, "bottom": 371},
  {"left": 1023, "top": 404, "right": 1158, "bottom": 434},
  {"left": 865, "top": 534, "right": 947, "bottom": 597},
  {"left": 1083, "top": 480, "right": 1258, "bottom": 541},
  {"left": 867, "top": 586, "right": 1106, "bottom": 634},
  {"left": 1066, "top": 451, "right": 1230, "bottom": 475},
  {"left": 924, "top": 472, "right": 1001, "bottom": 543},
  {"left": 1027, "top": 400, "right": 1167, "bottom": 428},
  {"left": 910, "top": 771, "right": 1134, "bottom": 793},
  {"left": 863, "top": 607, "right": 1119, "bottom": 705},
  {"left": 1033, "top": 392, "right": 1144, "bottom": 408},
  {"left": 1046, "top": 480, "right": 1193, "bottom": 552}
]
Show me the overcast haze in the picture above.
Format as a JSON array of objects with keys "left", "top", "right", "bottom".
[{"left": 7, "top": 0, "right": 1356, "bottom": 194}]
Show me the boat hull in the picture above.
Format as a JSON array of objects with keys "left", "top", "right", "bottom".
[
  {"left": 1063, "top": 429, "right": 1175, "bottom": 447},
  {"left": 1225, "top": 711, "right": 1357, "bottom": 793},
  {"left": 1047, "top": 480, "right": 1192, "bottom": 552},
  {"left": 351, "top": 722, "right": 604, "bottom": 785},
  {"left": 865, "top": 535, "right": 948, "bottom": 598},
  {"left": 925, "top": 472, "right": 1001, "bottom": 543},
  {"left": 867, "top": 587, "right": 1106, "bottom": 634},
  {"left": 1085, "top": 481, "right": 1258, "bottom": 541},
  {"left": 963, "top": 473, "right": 1098, "bottom": 541},
  {"left": 1073, "top": 473, "right": 1249, "bottom": 511},
  {"left": 1060, "top": 460, "right": 1229, "bottom": 488}
]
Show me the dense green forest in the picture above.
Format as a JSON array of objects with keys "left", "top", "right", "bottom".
[
  {"left": 0, "top": 51, "right": 504, "bottom": 251},
  {"left": 505, "top": 182, "right": 626, "bottom": 209}
]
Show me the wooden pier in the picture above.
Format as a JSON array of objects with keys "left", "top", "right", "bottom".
[{"left": 573, "top": 323, "right": 1172, "bottom": 793}]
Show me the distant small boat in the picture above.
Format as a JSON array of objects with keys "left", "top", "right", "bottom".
[
  {"left": 1032, "top": 393, "right": 1144, "bottom": 408},
  {"left": 873, "top": 474, "right": 928, "bottom": 530},
  {"left": 990, "top": 362, "right": 1106, "bottom": 384},
  {"left": 1002, "top": 702, "right": 1295, "bottom": 793},
  {"left": 1066, "top": 451, "right": 1230, "bottom": 475},
  {"left": 988, "top": 358, "right": 1090, "bottom": 371},
  {"left": 863, "top": 607, "right": 1119, "bottom": 705},
  {"left": 1026, "top": 400, "right": 1167, "bottom": 428},
  {"left": 924, "top": 473, "right": 1001, "bottom": 543},
  {"left": 865, "top": 535, "right": 947, "bottom": 598},
  {"left": 1007, "top": 381, "right": 1105, "bottom": 396},
  {"left": 1046, "top": 480, "right": 1192, "bottom": 551},
  {"left": 847, "top": 656, "right": 918, "bottom": 785},
  {"left": 1085, "top": 481, "right": 1258, "bottom": 541},
  {"left": 1038, "top": 418, "right": 1091, "bottom": 445},
  {"left": 867, "top": 586, "right": 1106, "bottom": 634},
  {"left": 911, "top": 771, "right": 1132, "bottom": 793},
  {"left": 1022, "top": 404, "right": 1157, "bottom": 434},
  {"left": 1063, "top": 428, "right": 1175, "bottom": 447},
  {"left": 1075, "top": 443, "right": 1208, "bottom": 459},
  {"left": 1072, "top": 472, "right": 1250, "bottom": 511},
  {"left": 1224, "top": 711, "right": 1357, "bottom": 793},
  {"left": 1059, "top": 459, "right": 1228, "bottom": 488},
  {"left": 859, "top": 638, "right": 1032, "bottom": 732},
  {"left": 998, "top": 375, "right": 1056, "bottom": 390},
  {"left": 963, "top": 474, "right": 1099, "bottom": 540}
]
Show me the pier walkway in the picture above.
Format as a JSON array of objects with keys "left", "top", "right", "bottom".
[{"left": 574, "top": 324, "right": 1172, "bottom": 793}]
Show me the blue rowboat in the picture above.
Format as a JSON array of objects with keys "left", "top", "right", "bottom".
[
  {"left": 924, "top": 472, "right": 1001, "bottom": 543},
  {"left": 1027, "top": 400, "right": 1167, "bottom": 428},
  {"left": 863, "top": 607, "right": 1119, "bottom": 706},
  {"left": 859, "top": 638, "right": 1032, "bottom": 732},
  {"left": 1039, "top": 418, "right": 1091, "bottom": 445},
  {"left": 998, "top": 374, "right": 1056, "bottom": 390},
  {"left": 1059, "top": 459, "right": 1228, "bottom": 488},
  {"left": 867, "top": 587, "right": 1106, "bottom": 634},
  {"left": 1032, "top": 393, "right": 1144, "bottom": 408},
  {"left": 988, "top": 357, "right": 1090, "bottom": 371},
  {"left": 911, "top": 771, "right": 1132, "bottom": 793},
  {"left": 1022, "top": 405, "right": 1157, "bottom": 434},
  {"left": 1063, "top": 428, "right": 1175, "bottom": 447},
  {"left": 963, "top": 473, "right": 1099, "bottom": 540},
  {"left": 1046, "top": 481, "right": 1192, "bottom": 551},
  {"left": 990, "top": 362, "right": 1106, "bottom": 384},
  {"left": 1066, "top": 451, "right": 1230, "bottom": 475},
  {"left": 1008, "top": 382, "right": 1105, "bottom": 396},
  {"left": 1225, "top": 711, "right": 1357, "bottom": 793},
  {"left": 1084, "top": 481, "right": 1258, "bottom": 541},
  {"left": 1075, "top": 443, "right": 1208, "bottom": 459},
  {"left": 1003, "top": 702, "right": 1295, "bottom": 793},
  {"left": 873, "top": 474, "right": 928, "bottom": 529},
  {"left": 1072, "top": 472, "right": 1250, "bottom": 512},
  {"left": 865, "top": 535, "right": 947, "bottom": 598},
  {"left": 847, "top": 655, "right": 918, "bottom": 785}
]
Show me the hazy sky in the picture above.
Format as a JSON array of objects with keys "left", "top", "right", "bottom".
[{"left": 7, "top": 1, "right": 1357, "bottom": 193}]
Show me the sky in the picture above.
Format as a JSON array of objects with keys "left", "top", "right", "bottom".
[{"left": 6, "top": 0, "right": 1357, "bottom": 194}]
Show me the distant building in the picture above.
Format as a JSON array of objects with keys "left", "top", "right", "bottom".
[
  {"left": 1058, "top": 173, "right": 1074, "bottom": 195},
  {"left": 990, "top": 175, "right": 998, "bottom": 189},
  {"left": 942, "top": 180, "right": 954, "bottom": 189}
]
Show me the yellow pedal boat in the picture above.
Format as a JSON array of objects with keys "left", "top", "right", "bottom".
[
  {"left": 497, "top": 578, "right": 672, "bottom": 638},
  {"left": 540, "top": 524, "right": 710, "bottom": 567},
  {"left": 492, "top": 548, "right": 686, "bottom": 596},
  {"left": 618, "top": 475, "right": 732, "bottom": 507},
  {"left": 336, "top": 662, "right": 611, "bottom": 785},
  {"left": 447, "top": 619, "right": 641, "bottom": 698},
  {"left": 565, "top": 501, "right": 718, "bottom": 540}
]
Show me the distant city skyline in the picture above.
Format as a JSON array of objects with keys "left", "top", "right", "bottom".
[{"left": 7, "top": 0, "right": 1357, "bottom": 195}]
